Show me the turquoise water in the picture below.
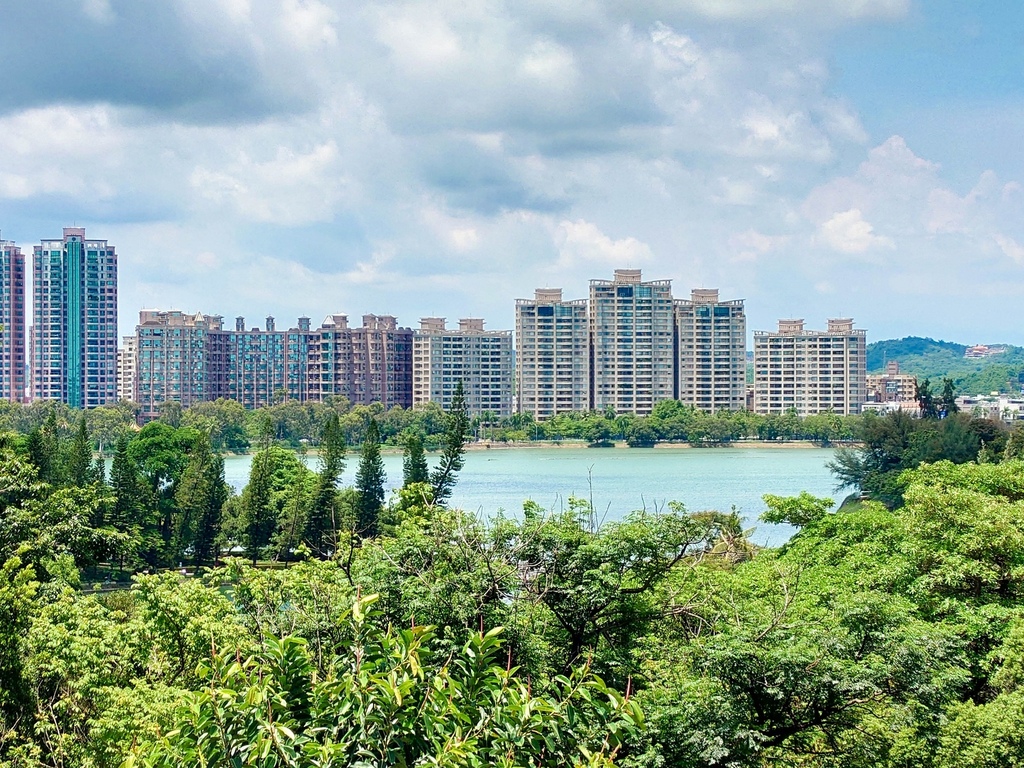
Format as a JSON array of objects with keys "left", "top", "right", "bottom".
[{"left": 219, "top": 446, "right": 839, "bottom": 547}]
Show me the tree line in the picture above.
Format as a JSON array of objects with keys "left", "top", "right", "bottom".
[
  {"left": 0, "top": 395, "right": 907, "bottom": 454},
  {"left": 1, "top": 371, "right": 1008, "bottom": 455}
]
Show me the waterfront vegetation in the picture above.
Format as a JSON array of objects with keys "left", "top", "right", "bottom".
[
  {"left": 3, "top": 392, "right": 1024, "bottom": 765},
  {"left": 0, "top": 394, "right": 923, "bottom": 454}
]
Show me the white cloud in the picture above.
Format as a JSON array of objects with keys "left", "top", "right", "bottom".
[
  {"left": 190, "top": 142, "right": 345, "bottom": 226},
  {"left": 728, "top": 230, "right": 789, "bottom": 262},
  {"left": 554, "top": 220, "right": 652, "bottom": 269},
  {"left": 994, "top": 234, "right": 1024, "bottom": 265},
  {"left": 817, "top": 208, "right": 893, "bottom": 254},
  {"left": 632, "top": 0, "right": 909, "bottom": 22},
  {"left": 81, "top": 0, "right": 115, "bottom": 24}
]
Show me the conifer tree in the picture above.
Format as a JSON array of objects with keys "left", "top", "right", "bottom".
[
  {"left": 402, "top": 432, "right": 429, "bottom": 486},
  {"left": 109, "top": 435, "right": 141, "bottom": 532},
  {"left": 243, "top": 444, "right": 275, "bottom": 565},
  {"left": 175, "top": 433, "right": 229, "bottom": 566},
  {"left": 27, "top": 410, "right": 61, "bottom": 484},
  {"left": 430, "top": 380, "right": 470, "bottom": 506},
  {"left": 354, "top": 418, "right": 385, "bottom": 538},
  {"left": 304, "top": 413, "right": 346, "bottom": 557},
  {"left": 67, "top": 415, "right": 94, "bottom": 489}
]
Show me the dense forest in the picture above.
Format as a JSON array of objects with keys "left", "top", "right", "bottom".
[{"left": 3, "top": 386, "right": 1024, "bottom": 764}]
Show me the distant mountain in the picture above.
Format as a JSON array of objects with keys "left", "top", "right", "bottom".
[
  {"left": 867, "top": 336, "right": 1024, "bottom": 395},
  {"left": 867, "top": 337, "right": 967, "bottom": 372}
]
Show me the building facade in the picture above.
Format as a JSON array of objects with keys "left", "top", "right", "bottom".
[
  {"left": 515, "top": 289, "right": 589, "bottom": 418},
  {"left": 752, "top": 318, "right": 867, "bottom": 417},
  {"left": 413, "top": 318, "right": 513, "bottom": 417},
  {"left": 0, "top": 236, "right": 26, "bottom": 402},
  {"left": 589, "top": 269, "right": 674, "bottom": 416},
  {"left": 31, "top": 228, "right": 118, "bottom": 408},
  {"left": 308, "top": 314, "right": 412, "bottom": 409},
  {"left": 116, "top": 335, "right": 137, "bottom": 403},
  {"left": 135, "top": 310, "right": 223, "bottom": 421},
  {"left": 675, "top": 289, "right": 746, "bottom": 413},
  {"left": 214, "top": 316, "right": 290, "bottom": 411},
  {"left": 865, "top": 360, "right": 917, "bottom": 404}
]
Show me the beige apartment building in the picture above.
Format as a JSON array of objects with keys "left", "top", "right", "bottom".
[
  {"left": 753, "top": 318, "right": 867, "bottom": 417},
  {"left": 866, "top": 360, "right": 917, "bottom": 404},
  {"left": 116, "top": 335, "right": 137, "bottom": 403},
  {"left": 515, "top": 288, "right": 589, "bottom": 418},
  {"left": 589, "top": 269, "right": 675, "bottom": 416},
  {"left": 675, "top": 289, "right": 746, "bottom": 413},
  {"left": 413, "top": 317, "right": 513, "bottom": 418}
]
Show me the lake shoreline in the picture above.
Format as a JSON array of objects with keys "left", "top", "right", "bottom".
[{"left": 260, "top": 438, "right": 850, "bottom": 458}]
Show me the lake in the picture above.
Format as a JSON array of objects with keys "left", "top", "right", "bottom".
[{"left": 219, "top": 445, "right": 841, "bottom": 547}]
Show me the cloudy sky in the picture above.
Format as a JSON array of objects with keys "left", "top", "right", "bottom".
[{"left": 1, "top": 0, "right": 1023, "bottom": 343}]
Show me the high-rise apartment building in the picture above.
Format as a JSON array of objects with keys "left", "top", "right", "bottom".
[
  {"left": 515, "top": 289, "right": 589, "bottom": 418},
  {"left": 116, "top": 335, "right": 137, "bottom": 403},
  {"left": 214, "top": 316, "right": 290, "bottom": 410},
  {"left": 0, "top": 236, "right": 26, "bottom": 402},
  {"left": 309, "top": 314, "right": 412, "bottom": 408},
  {"left": 135, "top": 310, "right": 223, "bottom": 421},
  {"left": 675, "top": 289, "right": 746, "bottom": 413},
  {"left": 413, "top": 318, "right": 513, "bottom": 417},
  {"left": 31, "top": 227, "right": 118, "bottom": 408},
  {"left": 752, "top": 318, "right": 867, "bottom": 417},
  {"left": 589, "top": 269, "right": 674, "bottom": 416}
]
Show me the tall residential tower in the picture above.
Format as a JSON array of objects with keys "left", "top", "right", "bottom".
[
  {"left": 589, "top": 269, "right": 674, "bottom": 415},
  {"left": 0, "top": 236, "right": 26, "bottom": 402},
  {"left": 515, "top": 289, "right": 589, "bottom": 418},
  {"left": 31, "top": 228, "right": 118, "bottom": 408},
  {"left": 413, "top": 318, "right": 513, "bottom": 418},
  {"left": 752, "top": 318, "right": 867, "bottom": 417},
  {"left": 675, "top": 289, "right": 746, "bottom": 413}
]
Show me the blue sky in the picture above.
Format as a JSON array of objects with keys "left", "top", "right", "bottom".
[{"left": 0, "top": 0, "right": 1022, "bottom": 344}]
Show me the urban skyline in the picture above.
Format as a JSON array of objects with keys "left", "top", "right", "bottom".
[
  {"left": 0, "top": 233, "right": 875, "bottom": 420},
  {"left": 0, "top": 3, "right": 1022, "bottom": 347}
]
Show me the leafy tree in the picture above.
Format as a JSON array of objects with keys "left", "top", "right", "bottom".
[
  {"left": 181, "top": 398, "right": 250, "bottom": 452},
  {"left": 512, "top": 499, "right": 726, "bottom": 677},
  {"left": 87, "top": 401, "right": 137, "bottom": 455},
  {"left": 128, "top": 422, "right": 202, "bottom": 564},
  {"left": 354, "top": 418, "right": 385, "bottom": 538},
  {"left": 157, "top": 399, "right": 182, "bottom": 427},
  {"left": 1006, "top": 425, "right": 1024, "bottom": 460},
  {"left": 131, "top": 595, "right": 641, "bottom": 768},
  {"left": 109, "top": 435, "right": 145, "bottom": 532},
  {"left": 0, "top": 557, "right": 37, "bottom": 740},
  {"left": 430, "top": 379, "right": 470, "bottom": 506}
]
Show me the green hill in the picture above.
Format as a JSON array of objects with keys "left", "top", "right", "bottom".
[{"left": 867, "top": 336, "right": 1024, "bottom": 395}]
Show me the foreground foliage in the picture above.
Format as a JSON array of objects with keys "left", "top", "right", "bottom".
[{"left": 3, "top": 443, "right": 1024, "bottom": 765}]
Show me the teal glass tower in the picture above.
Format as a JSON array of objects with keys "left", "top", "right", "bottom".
[{"left": 31, "top": 228, "right": 118, "bottom": 408}]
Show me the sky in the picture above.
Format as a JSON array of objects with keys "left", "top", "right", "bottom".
[{"left": 1, "top": 0, "right": 1022, "bottom": 344}]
